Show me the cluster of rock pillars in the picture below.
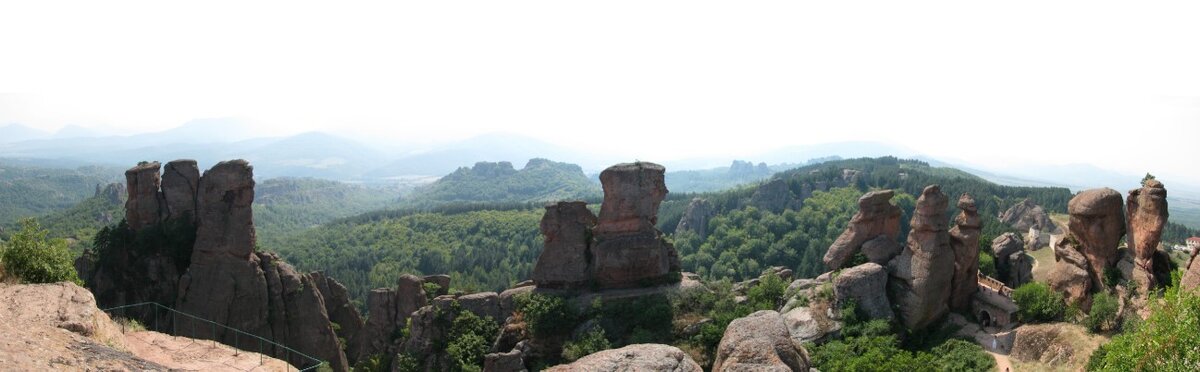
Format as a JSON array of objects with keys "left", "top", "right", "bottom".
[{"left": 74, "top": 158, "right": 1198, "bottom": 372}]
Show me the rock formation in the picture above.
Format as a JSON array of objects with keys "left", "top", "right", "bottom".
[
  {"left": 160, "top": 160, "right": 200, "bottom": 222},
  {"left": 1126, "top": 180, "right": 1169, "bottom": 291},
  {"left": 83, "top": 160, "right": 356, "bottom": 372},
  {"left": 1066, "top": 188, "right": 1125, "bottom": 289},
  {"left": 750, "top": 178, "right": 800, "bottom": 213},
  {"left": 1048, "top": 236, "right": 1093, "bottom": 308},
  {"left": 992, "top": 233, "right": 1031, "bottom": 288},
  {"left": 1183, "top": 250, "right": 1200, "bottom": 291},
  {"left": 97, "top": 182, "right": 126, "bottom": 204},
  {"left": 1000, "top": 198, "right": 1062, "bottom": 235},
  {"left": 823, "top": 190, "right": 903, "bottom": 270},
  {"left": 531, "top": 162, "right": 681, "bottom": 290},
  {"left": 712, "top": 310, "right": 811, "bottom": 371},
  {"left": 545, "top": 344, "right": 702, "bottom": 372},
  {"left": 675, "top": 197, "right": 714, "bottom": 238},
  {"left": 834, "top": 263, "right": 892, "bottom": 320},
  {"left": 948, "top": 193, "right": 982, "bottom": 312},
  {"left": 888, "top": 185, "right": 953, "bottom": 331},
  {"left": 348, "top": 274, "right": 428, "bottom": 363},
  {"left": 124, "top": 161, "right": 164, "bottom": 230},
  {"left": 532, "top": 201, "right": 597, "bottom": 289}
]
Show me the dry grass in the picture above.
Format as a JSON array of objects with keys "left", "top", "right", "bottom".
[{"left": 1029, "top": 246, "right": 1057, "bottom": 283}]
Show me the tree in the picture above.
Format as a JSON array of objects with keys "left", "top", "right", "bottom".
[
  {"left": 1, "top": 218, "right": 82, "bottom": 285},
  {"left": 1012, "top": 282, "right": 1065, "bottom": 322},
  {"left": 1088, "top": 276, "right": 1200, "bottom": 371},
  {"left": 1142, "top": 173, "right": 1156, "bottom": 186}
]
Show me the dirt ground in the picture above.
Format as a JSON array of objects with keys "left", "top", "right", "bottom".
[{"left": 124, "top": 331, "right": 294, "bottom": 372}]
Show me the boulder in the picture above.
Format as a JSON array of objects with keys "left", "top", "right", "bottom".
[
  {"left": 888, "top": 185, "right": 953, "bottom": 331},
  {"left": 675, "top": 197, "right": 714, "bottom": 238},
  {"left": 545, "top": 344, "right": 701, "bottom": 372},
  {"left": 1126, "top": 180, "right": 1169, "bottom": 291},
  {"left": 783, "top": 307, "right": 842, "bottom": 344},
  {"left": 1007, "top": 251, "right": 1033, "bottom": 289},
  {"left": 834, "top": 263, "right": 892, "bottom": 320},
  {"left": 713, "top": 310, "right": 810, "bottom": 371},
  {"left": 124, "top": 161, "right": 163, "bottom": 230},
  {"left": 459, "top": 291, "right": 503, "bottom": 322},
  {"left": 949, "top": 193, "right": 982, "bottom": 312},
  {"left": 160, "top": 159, "right": 200, "bottom": 222},
  {"left": 532, "top": 201, "right": 597, "bottom": 289},
  {"left": 1067, "top": 188, "right": 1126, "bottom": 289},
  {"left": 1183, "top": 249, "right": 1200, "bottom": 292},
  {"left": 1000, "top": 199, "right": 1062, "bottom": 234},
  {"left": 824, "top": 190, "right": 903, "bottom": 270}
]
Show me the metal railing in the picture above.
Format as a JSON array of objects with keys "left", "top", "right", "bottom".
[{"left": 102, "top": 302, "right": 326, "bottom": 372}]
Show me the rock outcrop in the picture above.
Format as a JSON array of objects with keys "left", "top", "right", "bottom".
[
  {"left": 1048, "top": 236, "right": 1093, "bottom": 308},
  {"left": 125, "top": 161, "right": 164, "bottom": 230},
  {"left": 149, "top": 160, "right": 352, "bottom": 372},
  {"left": 1000, "top": 198, "right": 1062, "bottom": 235},
  {"left": 545, "top": 344, "right": 702, "bottom": 372},
  {"left": 712, "top": 310, "right": 811, "bottom": 371},
  {"left": 888, "top": 185, "right": 953, "bottom": 331},
  {"left": 160, "top": 160, "right": 200, "bottom": 222},
  {"left": 532, "top": 162, "right": 681, "bottom": 290},
  {"left": 1183, "top": 250, "right": 1200, "bottom": 291},
  {"left": 312, "top": 271, "right": 365, "bottom": 346},
  {"left": 348, "top": 274, "right": 428, "bottom": 363},
  {"left": 1126, "top": 180, "right": 1169, "bottom": 291},
  {"left": 834, "top": 263, "right": 892, "bottom": 320},
  {"left": 823, "top": 190, "right": 903, "bottom": 270},
  {"left": 750, "top": 179, "right": 801, "bottom": 213},
  {"left": 675, "top": 197, "right": 714, "bottom": 238},
  {"left": 1066, "top": 188, "right": 1126, "bottom": 289},
  {"left": 948, "top": 193, "right": 982, "bottom": 312},
  {"left": 992, "top": 233, "right": 1031, "bottom": 288},
  {"left": 532, "top": 201, "right": 597, "bottom": 289}
]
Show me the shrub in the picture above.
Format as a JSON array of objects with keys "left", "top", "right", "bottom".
[
  {"left": 562, "top": 326, "right": 611, "bottom": 361},
  {"left": 931, "top": 339, "right": 996, "bottom": 371},
  {"left": 1, "top": 219, "right": 81, "bottom": 285},
  {"left": 978, "top": 251, "right": 997, "bottom": 278},
  {"left": 446, "top": 310, "right": 500, "bottom": 372},
  {"left": 1012, "top": 282, "right": 1064, "bottom": 322},
  {"left": 1087, "top": 275, "right": 1200, "bottom": 371},
  {"left": 594, "top": 294, "right": 674, "bottom": 345},
  {"left": 1085, "top": 292, "right": 1119, "bottom": 332},
  {"left": 515, "top": 293, "right": 576, "bottom": 338},
  {"left": 745, "top": 270, "right": 788, "bottom": 310}
]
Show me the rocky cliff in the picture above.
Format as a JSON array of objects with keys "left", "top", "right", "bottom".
[
  {"left": 948, "top": 193, "right": 982, "bottom": 312},
  {"left": 1126, "top": 180, "right": 1170, "bottom": 292},
  {"left": 822, "top": 190, "right": 903, "bottom": 270},
  {"left": 78, "top": 160, "right": 357, "bottom": 372},
  {"left": 1000, "top": 198, "right": 1062, "bottom": 235}
]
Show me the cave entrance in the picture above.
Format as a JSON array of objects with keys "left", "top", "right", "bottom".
[{"left": 979, "top": 310, "right": 993, "bottom": 327}]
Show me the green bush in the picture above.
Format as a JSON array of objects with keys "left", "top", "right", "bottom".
[
  {"left": 978, "top": 251, "right": 997, "bottom": 278},
  {"left": 1, "top": 219, "right": 81, "bottom": 285},
  {"left": 593, "top": 295, "right": 673, "bottom": 345},
  {"left": 746, "top": 270, "right": 788, "bottom": 310},
  {"left": 1085, "top": 292, "right": 1119, "bottom": 332},
  {"left": 1012, "top": 282, "right": 1065, "bottom": 322},
  {"left": 562, "top": 327, "right": 611, "bottom": 362},
  {"left": 1087, "top": 275, "right": 1200, "bottom": 371},
  {"left": 515, "top": 293, "right": 577, "bottom": 338},
  {"left": 931, "top": 339, "right": 996, "bottom": 371},
  {"left": 445, "top": 309, "right": 500, "bottom": 372}
]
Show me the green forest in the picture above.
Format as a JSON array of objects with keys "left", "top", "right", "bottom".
[
  {"left": 0, "top": 161, "right": 120, "bottom": 226},
  {"left": 402, "top": 158, "right": 600, "bottom": 206}
]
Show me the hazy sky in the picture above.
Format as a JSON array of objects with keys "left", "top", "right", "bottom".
[{"left": 2, "top": 1, "right": 1199, "bottom": 182}]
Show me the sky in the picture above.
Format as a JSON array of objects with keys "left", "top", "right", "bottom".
[{"left": 2, "top": 1, "right": 1199, "bottom": 183}]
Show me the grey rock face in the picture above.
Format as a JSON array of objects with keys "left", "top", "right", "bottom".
[
  {"left": 712, "top": 310, "right": 811, "bottom": 372},
  {"left": 160, "top": 160, "right": 200, "bottom": 222},
  {"left": 124, "top": 161, "right": 163, "bottom": 230},
  {"left": 888, "top": 185, "right": 953, "bottom": 331},
  {"left": 949, "top": 193, "right": 982, "bottom": 312},
  {"left": 532, "top": 201, "right": 597, "bottom": 289},
  {"left": 823, "top": 190, "right": 903, "bottom": 270},
  {"left": 675, "top": 198, "right": 714, "bottom": 238},
  {"left": 834, "top": 263, "right": 892, "bottom": 321}
]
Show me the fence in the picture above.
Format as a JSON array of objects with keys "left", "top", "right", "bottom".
[{"left": 102, "top": 302, "right": 326, "bottom": 372}]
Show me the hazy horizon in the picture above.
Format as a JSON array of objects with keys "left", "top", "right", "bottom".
[{"left": 3, "top": 1, "right": 1199, "bottom": 184}]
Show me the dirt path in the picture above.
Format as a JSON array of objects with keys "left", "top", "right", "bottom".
[
  {"left": 124, "top": 331, "right": 294, "bottom": 372},
  {"left": 988, "top": 351, "right": 1013, "bottom": 372}
]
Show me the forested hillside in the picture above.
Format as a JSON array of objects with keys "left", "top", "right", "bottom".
[
  {"left": 272, "top": 157, "right": 1114, "bottom": 306},
  {"left": 0, "top": 161, "right": 121, "bottom": 226},
  {"left": 402, "top": 158, "right": 600, "bottom": 205},
  {"left": 253, "top": 177, "right": 402, "bottom": 248}
]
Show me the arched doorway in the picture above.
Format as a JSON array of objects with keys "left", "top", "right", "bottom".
[{"left": 979, "top": 310, "right": 993, "bottom": 327}]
